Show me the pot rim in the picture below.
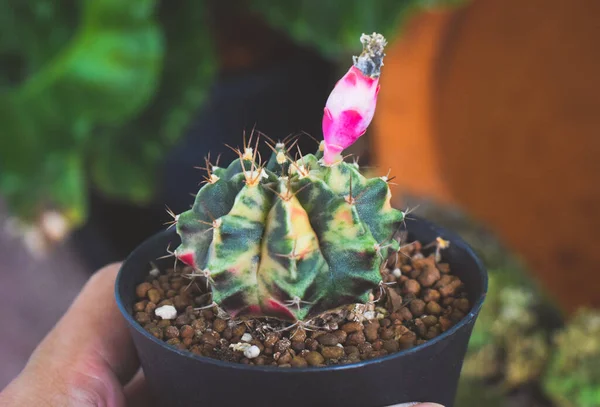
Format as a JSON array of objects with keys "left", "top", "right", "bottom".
[{"left": 115, "top": 217, "right": 488, "bottom": 373}]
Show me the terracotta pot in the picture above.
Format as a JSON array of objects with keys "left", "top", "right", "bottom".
[{"left": 374, "top": 0, "right": 600, "bottom": 312}]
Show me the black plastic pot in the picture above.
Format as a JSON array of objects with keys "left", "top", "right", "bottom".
[{"left": 116, "top": 217, "right": 487, "bottom": 407}]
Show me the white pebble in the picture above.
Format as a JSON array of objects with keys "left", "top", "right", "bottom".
[
  {"left": 241, "top": 333, "right": 253, "bottom": 342},
  {"left": 244, "top": 345, "right": 260, "bottom": 359},
  {"left": 230, "top": 342, "right": 251, "bottom": 352},
  {"left": 392, "top": 268, "right": 402, "bottom": 278},
  {"left": 155, "top": 305, "right": 177, "bottom": 320},
  {"left": 363, "top": 311, "right": 376, "bottom": 320}
]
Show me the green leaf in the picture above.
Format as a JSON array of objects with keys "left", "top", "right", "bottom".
[
  {"left": 90, "top": 0, "right": 216, "bottom": 202},
  {"left": 248, "top": 0, "right": 466, "bottom": 58},
  {"left": 0, "top": 0, "right": 163, "bottom": 222}
]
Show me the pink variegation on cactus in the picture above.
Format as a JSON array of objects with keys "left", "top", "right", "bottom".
[{"left": 322, "top": 33, "right": 387, "bottom": 165}]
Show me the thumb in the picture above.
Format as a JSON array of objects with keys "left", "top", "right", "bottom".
[{"left": 1, "top": 263, "right": 139, "bottom": 406}]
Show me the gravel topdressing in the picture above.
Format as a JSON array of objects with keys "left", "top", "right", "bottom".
[{"left": 132, "top": 238, "right": 471, "bottom": 368}]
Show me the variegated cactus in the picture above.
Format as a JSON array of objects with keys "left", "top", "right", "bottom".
[{"left": 174, "top": 33, "right": 403, "bottom": 321}]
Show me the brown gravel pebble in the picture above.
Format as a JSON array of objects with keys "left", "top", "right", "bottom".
[
  {"left": 274, "top": 338, "right": 291, "bottom": 354},
  {"left": 398, "top": 307, "right": 413, "bottom": 321},
  {"left": 439, "top": 281, "right": 462, "bottom": 297},
  {"left": 135, "top": 312, "right": 151, "bottom": 324},
  {"left": 305, "top": 338, "right": 319, "bottom": 351},
  {"left": 454, "top": 298, "right": 471, "bottom": 313},
  {"left": 305, "top": 351, "right": 324, "bottom": 366},
  {"left": 180, "top": 325, "right": 194, "bottom": 339},
  {"left": 425, "top": 326, "right": 442, "bottom": 340},
  {"left": 358, "top": 342, "right": 373, "bottom": 356},
  {"left": 134, "top": 301, "right": 147, "bottom": 312},
  {"left": 398, "top": 332, "right": 417, "bottom": 349},
  {"left": 414, "top": 258, "right": 441, "bottom": 288},
  {"left": 291, "top": 356, "right": 308, "bottom": 367},
  {"left": 321, "top": 346, "right": 344, "bottom": 359},
  {"left": 166, "top": 338, "right": 181, "bottom": 346},
  {"left": 450, "top": 309, "right": 466, "bottom": 323},
  {"left": 364, "top": 322, "right": 379, "bottom": 342},
  {"left": 157, "top": 319, "right": 171, "bottom": 328},
  {"left": 165, "top": 326, "right": 179, "bottom": 339},
  {"left": 439, "top": 316, "right": 453, "bottom": 332},
  {"left": 232, "top": 324, "right": 246, "bottom": 337},
  {"left": 437, "top": 263, "right": 450, "bottom": 273},
  {"left": 278, "top": 350, "right": 293, "bottom": 365},
  {"left": 264, "top": 332, "right": 279, "bottom": 348},
  {"left": 147, "top": 326, "right": 163, "bottom": 340},
  {"left": 332, "top": 330, "right": 347, "bottom": 344},
  {"left": 136, "top": 282, "right": 153, "bottom": 299},
  {"left": 409, "top": 299, "right": 426, "bottom": 317},
  {"left": 133, "top": 239, "right": 471, "bottom": 368},
  {"left": 423, "top": 289, "right": 441, "bottom": 303},
  {"left": 425, "top": 301, "right": 442, "bottom": 315},
  {"left": 290, "top": 329, "right": 306, "bottom": 342},
  {"left": 201, "top": 332, "right": 219, "bottom": 346},
  {"left": 213, "top": 319, "right": 227, "bottom": 333},
  {"left": 317, "top": 333, "right": 339, "bottom": 346},
  {"left": 380, "top": 328, "right": 394, "bottom": 340},
  {"left": 414, "top": 319, "right": 427, "bottom": 337},
  {"left": 346, "top": 331, "right": 366, "bottom": 346},
  {"left": 403, "top": 279, "right": 421, "bottom": 295},
  {"left": 158, "top": 299, "right": 173, "bottom": 307},
  {"left": 173, "top": 295, "right": 189, "bottom": 310},
  {"left": 174, "top": 314, "right": 190, "bottom": 326},
  {"left": 341, "top": 322, "right": 363, "bottom": 333},
  {"left": 421, "top": 315, "right": 438, "bottom": 327},
  {"left": 145, "top": 302, "right": 157, "bottom": 315},
  {"left": 191, "top": 319, "right": 206, "bottom": 331},
  {"left": 147, "top": 288, "right": 162, "bottom": 304}
]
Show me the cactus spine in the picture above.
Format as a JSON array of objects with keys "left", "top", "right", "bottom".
[{"left": 174, "top": 33, "right": 403, "bottom": 321}]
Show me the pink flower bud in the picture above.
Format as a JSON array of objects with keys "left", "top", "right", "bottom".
[{"left": 322, "top": 33, "right": 387, "bottom": 165}]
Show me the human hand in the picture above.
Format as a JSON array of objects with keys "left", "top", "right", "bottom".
[
  {"left": 0, "top": 263, "right": 149, "bottom": 407},
  {"left": 0, "top": 263, "right": 445, "bottom": 407}
]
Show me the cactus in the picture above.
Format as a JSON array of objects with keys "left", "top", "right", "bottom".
[{"left": 173, "top": 33, "right": 404, "bottom": 321}]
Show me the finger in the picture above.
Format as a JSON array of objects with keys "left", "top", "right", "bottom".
[{"left": 28, "top": 263, "right": 139, "bottom": 385}]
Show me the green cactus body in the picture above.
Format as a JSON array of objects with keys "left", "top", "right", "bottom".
[{"left": 175, "top": 144, "right": 404, "bottom": 321}]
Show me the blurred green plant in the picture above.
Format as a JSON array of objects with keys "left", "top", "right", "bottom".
[
  {"left": 543, "top": 309, "right": 600, "bottom": 407},
  {"left": 0, "top": 0, "right": 463, "bottom": 247},
  {"left": 247, "top": 0, "right": 466, "bottom": 57}
]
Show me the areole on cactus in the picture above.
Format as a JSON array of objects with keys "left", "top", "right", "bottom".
[{"left": 174, "top": 33, "right": 402, "bottom": 321}]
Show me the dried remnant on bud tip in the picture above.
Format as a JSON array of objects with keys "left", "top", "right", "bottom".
[{"left": 353, "top": 33, "right": 388, "bottom": 78}]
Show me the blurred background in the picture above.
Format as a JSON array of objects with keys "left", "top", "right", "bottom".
[{"left": 1, "top": 0, "right": 600, "bottom": 405}]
